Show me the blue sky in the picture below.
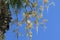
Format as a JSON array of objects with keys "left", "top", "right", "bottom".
[{"left": 5, "top": 0, "right": 60, "bottom": 40}]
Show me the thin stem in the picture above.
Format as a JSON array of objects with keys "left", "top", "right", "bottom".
[{"left": 14, "top": 5, "right": 19, "bottom": 40}]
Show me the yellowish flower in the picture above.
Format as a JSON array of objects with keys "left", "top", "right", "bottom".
[
  {"left": 26, "top": 20, "right": 32, "bottom": 29},
  {"left": 40, "top": 6, "right": 43, "bottom": 12},
  {"left": 27, "top": 20, "right": 31, "bottom": 23},
  {"left": 31, "top": 11, "right": 37, "bottom": 17},
  {"left": 32, "top": 2, "right": 38, "bottom": 7},
  {"left": 25, "top": 0, "right": 29, "bottom": 2},
  {"left": 27, "top": 23, "right": 32, "bottom": 29},
  {"left": 38, "top": 13, "right": 43, "bottom": 18},
  {"left": 29, "top": 32, "right": 32, "bottom": 38},
  {"left": 43, "top": 19, "right": 48, "bottom": 23},
  {"left": 44, "top": 0, "right": 48, "bottom": 3},
  {"left": 25, "top": 0, "right": 30, "bottom": 6},
  {"left": 26, "top": 2, "right": 30, "bottom": 6},
  {"left": 34, "top": 20, "right": 38, "bottom": 24},
  {"left": 23, "top": 12, "right": 30, "bottom": 18}
]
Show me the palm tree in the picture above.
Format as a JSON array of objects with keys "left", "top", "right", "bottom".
[
  {"left": 0, "top": 0, "right": 25, "bottom": 40},
  {"left": 0, "top": 0, "right": 12, "bottom": 40}
]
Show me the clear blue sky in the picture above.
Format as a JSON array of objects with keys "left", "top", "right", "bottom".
[{"left": 5, "top": 0, "right": 60, "bottom": 40}]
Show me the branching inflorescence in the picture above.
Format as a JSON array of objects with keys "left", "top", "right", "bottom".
[
  {"left": 0, "top": 0, "right": 55, "bottom": 40},
  {"left": 10, "top": 0, "right": 55, "bottom": 40}
]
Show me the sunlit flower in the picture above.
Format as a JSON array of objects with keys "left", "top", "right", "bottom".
[
  {"left": 31, "top": 11, "right": 37, "bottom": 17},
  {"left": 38, "top": 13, "right": 43, "bottom": 18},
  {"left": 44, "top": 0, "right": 48, "bottom": 3},
  {"left": 26, "top": 20, "right": 32, "bottom": 29},
  {"left": 26, "top": 2, "right": 30, "bottom": 6},
  {"left": 25, "top": 0, "right": 30, "bottom": 6},
  {"left": 29, "top": 32, "right": 32, "bottom": 38},
  {"left": 32, "top": 2, "right": 38, "bottom": 7},
  {"left": 34, "top": 20, "right": 38, "bottom": 24},
  {"left": 4, "top": 21, "right": 7, "bottom": 23},
  {"left": 23, "top": 12, "right": 30, "bottom": 18},
  {"left": 42, "top": 19, "right": 48, "bottom": 23},
  {"left": 27, "top": 20, "right": 31, "bottom": 23},
  {"left": 40, "top": 6, "right": 43, "bottom": 12},
  {"left": 25, "top": 0, "right": 29, "bottom": 2}
]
